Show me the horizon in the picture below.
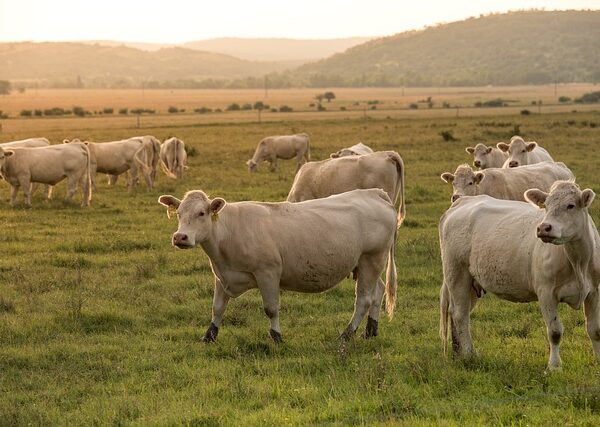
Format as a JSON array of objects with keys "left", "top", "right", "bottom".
[{"left": 1, "top": 1, "right": 599, "bottom": 44}]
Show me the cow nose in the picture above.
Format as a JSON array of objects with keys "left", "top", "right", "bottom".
[
  {"left": 509, "top": 161, "right": 518, "bottom": 168},
  {"left": 173, "top": 232, "right": 188, "bottom": 244},
  {"left": 474, "top": 160, "right": 481, "bottom": 167},
  {"left": 451, "top": 194, "right": 460, "bottom": 203},
  {"left": 537, "top": 223, "right": 552, "bottom": 235}
]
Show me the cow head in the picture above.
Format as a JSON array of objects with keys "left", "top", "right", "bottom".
[
  {"left": 441, "top": 164, "right": 484, "bottom": 202},
  {"left": 497, "top": 136, "right": 537, "bottom": 168},
  {"left": 246, "top": 159, "right": 258, "bottom": 172},
  {"left": 466, "top": 143, "right": 494, "bottom": 169},
  {"left": 525, "top": 181, "right": 595, "bottom": 245},
  {"left": 0, "top": 147, "right": 15, "bottom": 169},
  {"left": 158, "top": 191, "right": 226, "bottom": 248},
  {"left": 330, "top": 148, "right": 355, "bottom": 158}
]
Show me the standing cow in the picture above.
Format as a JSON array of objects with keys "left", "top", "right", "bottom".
[
  {"left": 160, "top": 137, "right": 187, "bottom": 179},
  {"left": 465, "top": 143, "right": 508, "bottom": 169},
  {"left": 330, "top": 142, "right": 374, "bottom": 158},
  {"left": 158, "top": 189, "right": 397, "bottom": 343},
  {"left": 0, "top": 143, "right": 91, "bottom": 206},
  {"left": 497, "top": 136, "right": 553, "bottom": 168},
  {"left": 1, "top": 138, "right": 50, "bottom": 149},
  {"left": 439, "top": 181, "right": 600, "bottom": 370},
  {"left": 247, "top": 133, "right": 310, "bottom": 174},
  {"left": 440, "top": 162, "right": 574, "bottom": 203}
]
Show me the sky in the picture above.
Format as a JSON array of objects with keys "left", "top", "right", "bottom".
[{"left": 1, "top": 0, "right": 599, "bottom": 43}]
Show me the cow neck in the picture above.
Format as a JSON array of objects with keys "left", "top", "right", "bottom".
[
  {"left": 563, "top": 213, "right": 597, "bottom": 308},
  {"left": 198, "top": 211, "right": 230, "bottom": 262}
]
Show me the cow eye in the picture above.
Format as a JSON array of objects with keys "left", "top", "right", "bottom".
[
  {"left": 522, "top": 150, "right": 526, "bottom": 153},
  {"left": 468, "top": 182, "right": 473, "bottom": 185},
  {"left": 199, "top": 211, "right": 205, "bottom": 217},
  {"left": 567, "top": 204, "right": 575, "bottom": 210}
]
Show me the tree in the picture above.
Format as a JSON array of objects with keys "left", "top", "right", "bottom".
[
  {"left": 315, "top": 93, "right": 324, "bottom": 103},
  {"left": 0, "top": 80, "right": 10, "bottom": 95},
  {"left": 323, "top": 91, "right": 336, "bottom": 102}
]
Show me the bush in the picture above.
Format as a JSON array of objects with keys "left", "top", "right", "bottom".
[
  {"left": 558, "top": 96, "right": 571, "bottom": 103},
  {"left": 279, "top": 105, "right": 293, "bottom": 112},
  {"left": 119, "top": 108, "right": 128, "bottom": 115},
  {"left": 34, "top": 109, "right": 43, "bottom": 117},
  {"left": 0, "top": 110, "right": 8, "bottom": 119},
  {"left": 168, "top": 106, "right": 179, "bottom": 113},
  {"left": 103, "top": 108, "right": 114, "bottom": 114},
  {"left": 241, "top": 103, "right": 252, "bottom": 110},
  {"left": 184, "top": 145, "right": 197, "bottom": 157},
  {"left": 20, "top": 110, "right": 32, "bottom": 117},
  {"left": 482, "top": 99, "right": 506, "bottom": 107},
  {"left": 439, "top": 130, "right": 457, "bottom": 142},
  {"left": 226, "top": 103, "right": 241, "bottom": 111},
  {"left": 317, "top": 104, "right": 326, "bottom": 111},
  {"left": 132, "top": 108, "right": 155, "bottom": 114},
  {"left": 308, "top": 103, "right": 315, "bottom": 107},
  {"left": 370, "top": 105, "right": 377, "bottom": 110},
  {"left": 520, "top": 109, "right": 531, "bottom": 115},
  {"left": 194, "top": 107, "right": 212, "bottom": 114},
  {"left": 574, "top": 91, "right": 600, "bottom": 103},
  {"left": 72, "top": 106, "right": 86, "bottom": 117},
  {"left": 409, "top": 103, "right": 418, "bottom": 109},
  {"left": 270, "top": 108, "right": 278, "bottom": 112},
  {"left": 44, "top": 107, "right": 67, "bottom": 116},
  {"left": 340, "top": 106, "right": 346, "bottom": 111}
]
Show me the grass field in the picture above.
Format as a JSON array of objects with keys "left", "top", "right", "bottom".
[{"left": 1, "top": 100, "right": 600, "bottom": 424}]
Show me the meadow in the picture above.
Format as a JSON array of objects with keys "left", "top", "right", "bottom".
[{"left": 1, "top": 100, "right": 600, "bottom": 425}]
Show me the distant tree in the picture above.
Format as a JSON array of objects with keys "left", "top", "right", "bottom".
[
  {"left": 315, "top": 94, "right": 324, "bottom": 103},
  {"left": 168, "top": 106, "right": 179, "bottom": 113},
  {"left": 323, "top": 91, "right": 336, "bottom": 102},
  {"left": 558, "top": 96, "right": 571, "bottom": 103},
  {"left": 0, "top": 80, "right": 10, "bottom": 95},
  {"left": 226, "top": 103, "right": 241, "bottom": 111}
]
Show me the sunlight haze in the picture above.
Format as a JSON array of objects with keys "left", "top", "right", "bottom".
[{"left": 1, "top": 0, "right": 599, "bottom": 43}]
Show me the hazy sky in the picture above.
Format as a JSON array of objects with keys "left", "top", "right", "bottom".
[{"left": 1, "top": 0, "right": 599, "bottom": 43}]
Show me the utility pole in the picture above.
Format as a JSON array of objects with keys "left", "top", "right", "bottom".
[{"left": 264, "top": 76, "right": 268, "bottom": 98}]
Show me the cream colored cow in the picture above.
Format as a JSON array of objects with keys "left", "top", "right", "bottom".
[
  {"left": 160, "top": 137, "right": 187, "bottom": 179},
  {"left": 465, "top": 143, "right": 508, "bottom": 169},
  {"left": 1, "top": 138, "right": 50, "bottom": 149},
  {"left": 498, "top": 136, "right": 553, "bottom": 168},
  {"left": 330, "top": 142, "right": 374, "bottom": 158},
  {"left": 247, "top": 133, "right": 310, "bottom": 174},
  {"left": 439, "top": 181, "right": 600, "bottom": 370},
  {"left": 159, "top": 189, "right": 397, "bottom": 343}
]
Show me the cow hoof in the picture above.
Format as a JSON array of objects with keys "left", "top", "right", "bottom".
[
  {"left": 339, "top": 327, "right": 356, "bottom": 342},
  {"left": 364, "top": 317, "right": 379, "bottom": 338},
  {"left": 269, "top": 329, "right": 283, "bottom": 344},
  {"left": 201, "top": 322, "right": 219, "bottom": 343}
]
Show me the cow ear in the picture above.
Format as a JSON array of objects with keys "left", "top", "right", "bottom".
[
  {"left": 4, "top": 150, "right": 14, "bottom": 157},
  {"left": 581, "top": 189, "right": 595, "bottom": 208},
  {"left": 524, "top": 189, "right": 548, "bottom": 209},
  {"left": 330, "top": 152, "right": 340, "bottom": 158},
  {"left": 465, "top": 147, "right": 475, "bottom": 155},
  {"left": 158, "top": 195, "right": 181, "bottom": 217},
  {"left": 440, "top": 173, "right": 454, "bottom": 183},
  {"left": 474, "top": 172, "right": 484, "bottom": 184},
  {"left": 497, "top": 142, "right": 509, "bottom": 152},
  {"left": 210, "top": 197, "right": 226, "bottom": 214},
  {"left": 486, "top": 146, "right": 493, "bottom": 154},
  {"left": 246, "top": 159, "right": 253, "bottom": 166},
  {"left": 63, "top": 139, "right": 70, "bottom": 144},
  {"left": 526, "top": 142, "right": 537, "bottom": 152}
]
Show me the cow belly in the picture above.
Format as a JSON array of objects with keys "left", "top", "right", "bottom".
[
  {"left": 30, "top": 169, "right": 68, "bottom": 185},
  {"left": 280, "top": 254, "right": 357, "bottom": 293}
]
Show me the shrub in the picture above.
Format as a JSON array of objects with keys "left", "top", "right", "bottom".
[
  {"left": 119, "top": 108, "right": 128, "bottom": 115},
  {"left": 442, "top": 101, "right": 451, "bottom": 108},
  {"left": 103, "top": 108, "right": 114, "bottom": 114},
  {"left": 308, "top": 103, "right": 315, "bottom": 107},
  {"left": 574, "top": 91, "right": 600, "bottom": 103},
  {"left": 241, "top": 103, "right": 252, "bottom": 110},
  {"left": 168, "top": 106, "right": 179, "bottom": 113},
  {"left": 370, "top": 105, "right": 377, "bottom": 110},
  {"left": 317, "top": 104, "right": 326, "bottom": 111},
  {"left": 409, "top": 103, "right": 418, "bottom": 109},
  {"left": 279, "top": 105, "right": 293, "bottom": 112},
  {"left": 270, "top": 108, "right": 278, "bottom": 112},
  {"left": 20, "top": 110, "right": 32, "bottom": 117},
  {"left": 439, "top": 130, "right": 457, "bottom": 142},
  {"left": 194, "top": 107, "right": 212, "bottom": 114},
  {"left": 72, "top": 106, "right": 86, "bottom": 117},
  {"left": 226, "top": 103, "right": 240, "bottom": 111},
  {"left": 0, "top": 110, "right": 8, "bottom": 119},
  {"left": 520, "top": 109, "right": 531, "bottom": 115},
  {"left": 34, "top": 109, "right": 43, "bottom": 116},
  {"left": 558, "top": 96, "right": 571, "bottom": 103},
  {"left": 185, "top": 145, "right": 197, "bottom": 157},
  {"left": 340, "top": 106, "right": 346, "bottom": 111},
  {"left": 482, "top": 99, "right": 506, "bottom": 107}
]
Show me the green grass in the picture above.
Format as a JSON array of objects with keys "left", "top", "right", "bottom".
[{"left": 2, "top": 111, "right": 600, "bottom": 425}]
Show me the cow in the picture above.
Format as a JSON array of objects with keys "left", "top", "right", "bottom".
[
  {"left": 108, "top": 135, "right": 160, "bottom": 189},
  {"left": 330, "top": 142, "right": 374, "bottom": 158},
  {"left": 246, "top": 133, "right": 310, "bottom": 174},
  {"left": 287, "top": 150, "right": 406, "bottom": 226},
  {"left": 159, "top": 137, "right": 187, "bottom": 179},
  {"left": 439, "top": 181, "right": 600, "bottom": 370},
  {"left": 64, "top": 138, "right": 152, "bottom": 192},
  {"left": 158, "top": 188, "right": 398, "bottom": 343},
  {"left": 497, "top": 135, "right": 553, "bottom": 168},
  {"left": 440, "top": 162, "right": 574, "bottom": 203},
  {"left": 0, "top": 143, "right": 91, "bottom": 206},
  {"left": 1, "top": 137, "right": 50, "bottom": 149},
  {"left": 465, "top": 143, "right": 508, "bottom": 169}
]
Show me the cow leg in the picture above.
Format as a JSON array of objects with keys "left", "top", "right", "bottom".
[
  {"left": 539, "top": 294, "right": 563, "bottom": 370},
  {"left": 446, "top": 268, "right": 475, "bottom": 357},
  {"left": 65, "top": 175, "right": 79, "bottom": 201},
  {"left": 364, "top": 277, "right": 385, "bottom": 338},
  {"left": 45, "top": 185, "right": 53, "bottom": 200},
  {"left": 341, "top": 259, "right": 380, "bottom": 341},
  {"left": 255, "top": 271, "right": 283, "bottom": 343},
  {"left": 202, "top": 278, "right": 230, "bottom": 343},
  {"left": 108, "top": 174, "right": 118, "bottom": 186},
  {"left": 584, "top": 290, "right": 600, "bottom": 363},
  {"left": 142, "top": 169, "right": 153, "bottom": 191},
  {"left": 17, "top": 175, "right": 32, "bottom": 206},
  {"left": 79, "top": 172, "right": 91, "bottom": 206},
  {"left": 9, "top": 185, "right": 19, "bottom": 206}
]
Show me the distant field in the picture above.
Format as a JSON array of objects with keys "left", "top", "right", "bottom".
[
  {"left": 1, "top": 95, "right": 600, "bottom": 423},
  {"left": 1, "top": 84, "right": 600, "bottom": 136}
]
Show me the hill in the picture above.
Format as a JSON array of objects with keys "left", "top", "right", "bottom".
[
  {"left": 297, "top": 10, "right": 600, "bottom": 87},
  {"left": 0, "top": 42, "right": 290, "bottom": 87}
]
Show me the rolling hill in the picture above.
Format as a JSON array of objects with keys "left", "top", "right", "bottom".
[{"left": 297, "top": 10, "right": 600, "bottom": 86}]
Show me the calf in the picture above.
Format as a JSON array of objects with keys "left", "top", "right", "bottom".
[
  {"left": 497, "top": 135, "right": 553, "bottom": 168},
  {"left": 465, "top": 143, "right": 508, "bottom": 169},
  {"left": 160, "top": 137, "right": 187, "bottom": 179},
  {"left": 247, "top": 133, "right": 310, "bottom": 174}
]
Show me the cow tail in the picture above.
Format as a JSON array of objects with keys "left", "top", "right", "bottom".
[
  {"left": 389, "top": 152, "right": 406, "bottom": 226},
  {"left": 159, "top": 157, "right": 177, "bottom": 179},
  {"left": 440, "top": 281, "right": 449, "bottom": 357},
  {"left": 82, "top": 143, "right": 92, "bottom": 205},
  {"left": 133, "top": 144, "right": 153, "bottom": 177},
  {"left": 384, "top": 227, "right": 397, "bottom": 319},
  {"left": 305, "top": 134, "right": 311, "bottom": 162}
]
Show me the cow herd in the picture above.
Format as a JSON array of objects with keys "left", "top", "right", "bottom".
[{"left": 2, "top": 130, "right": 599, "bottom": 371}]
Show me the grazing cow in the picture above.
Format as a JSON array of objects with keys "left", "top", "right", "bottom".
[
  {"left": 330, "top": 142, "right": 374, "bottom": 158},
  {"left": 108, "top": 135, "right": 160, "bottom": 189},
  {"left": 158, "top": 188, "right": 398, "bottom": 343},
  {"left": 0, "top": 143, "right": 91, "bottom": 206},
  {"left": 64, "top": 138, "right": 152, "bottom": 192},
  {"left": 465, "top": 143, "right": 508, "bottom": 169},
  {"left": 497, "top": 136, "right": 553, "bottom": 168},
  {"left": 287, "top": 150, "right": 406, "bottom": 226},
  {"left": 247, "top": 133, "right": 310, "bottom": 174},
  {"left": 439, "top": 181, "right": 600, "bottom": 370},
  {"left": 440, "top": 162, "right": 574, "bottom": 203},
  {"left": 159, "top": 137, "right": 187, "bottom": 179},
  {"left": 1, "top": 138, "right": 50, "bottom": 149}
]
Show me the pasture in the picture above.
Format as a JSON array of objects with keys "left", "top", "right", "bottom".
[{"left": 1, "top": 107, "right": 600, "bottom": 425}]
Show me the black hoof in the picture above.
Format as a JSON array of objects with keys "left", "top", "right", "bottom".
[
  {"left": 364, "top": 317, "right": 379, "bottom": 338},
  {"left": 339, "top": 327, "right": 356, "bottom": 342},
  {"left": 269, "top": 329, "right": 283, "bottom": 344},
  {"left": 201, "top": 322, "right": 219, "bottom": 343}
]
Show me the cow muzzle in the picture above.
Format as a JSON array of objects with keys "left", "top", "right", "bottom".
[
  {"left": 536, "top": 223, "right": 557, "bottom": 243},
  {"left": 451, "top": 194, "right": 461, "bottom": 203},
  {"left": 474, "top": 160, "right": 481, "bottom": 168},
  {"left": 173, "top": 232, "right": 194, "bottom": 249},
  {"left": 508, "top": 161, "right": 519, "bottom": 168}
]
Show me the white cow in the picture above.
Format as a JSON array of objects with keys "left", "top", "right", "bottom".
[
  {"left": 0, "top": 143, "right": 91, "bottom": 206},
  {"left": 108, "top": 135, "right": 160, "bottom": 189},
  {"left": 287, "top": 150, "right": 406, "bottom": 226},
  {"left": 1, "top": 138, "right": 50, "bottom": 148},
  {"left": 158, "top": 188, "right": 398, "bottom": 343},
  {"left": 247, "top": 133, "right": 310, "bottom": 174},
  {"left": 64, "top": 138, "right": 152, "bottom": 192},
  {"left": 465, "top": 143, "right": 508, "bottom": 169},
  {"left": 159, "top": 137, "right": 187, "bottom": 179},
  {"left": 441, "top": 162, "right": 574, "bottom": 203},
  {"left": 498, "top": 136, "right": 553, "bottom": 168},
  {"left": 439, "top": 181, "right": 600, "bottom": 370},
  {"left": 330, "top": 142, "right": 374, "bottom": 158}
]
